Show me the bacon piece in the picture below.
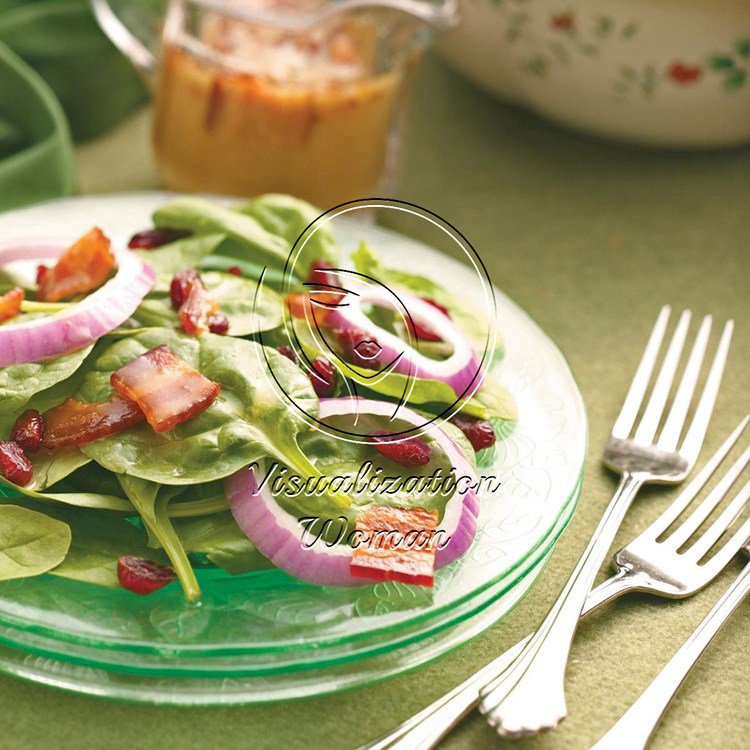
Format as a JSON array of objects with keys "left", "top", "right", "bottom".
[
  {"left": 178, "top": 281, "right": 218, "bottom": 335},
  {"left": 37, "top": 227, "right": 116, "bottom": 302},
  {"left": 42, "top": 395, "right": 146, "bottom": 449},
  {"left": 0, "top": 287, "right": 24, "bottom": 323},
  {"left": 350, "top": 506, "right": 439, "bottom": 587},
  {"left": 110, "top": 345, "right": 221, "bottom": 432}
]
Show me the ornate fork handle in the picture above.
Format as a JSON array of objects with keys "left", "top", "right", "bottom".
[
  {"left": 477, "top": 473, "right": 644, "bottom": 736},
  {"left": 363, "top": 486, "right": 649, "bottom": 750},
  {"left": 592, "top": 560, "right": 750, "bottom": 750}
]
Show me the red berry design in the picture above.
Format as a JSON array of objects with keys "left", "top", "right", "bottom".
[
  {"left": 169, "top": 268, "right": 203, "bottom": 309},
  {"left": 128, "top": 228, "right": 191, "bottom": 250},
  {"left": 228, "top": 266, "right": 242, "bottom": 276},
  {"left": 450, "top": 415, "right": 496, "bottom": 452},
  {"left": 11, "top": 410, "right": 44, "bottom": 454},
  {"left": 117, "top": 556, "right": 176, "bottom": 595},
  {"left": 0, "top": 441, "right": 33, "bottom": 486},
  {"left": 276, "top": 345, "right": 298, "bottom": 364},
  {"left": 310, "top": 356, "right": 338, "bottom": 398},
  {"left": 370, "top": 431, "right": 432, "bottom": 467},
  {"left": 208, "top": 313, "right": 230, "bottom": 335},
  {"left": 551, "top": 13, "right": 575, "bottom": 30},
  {"left": 667, "top": 62, "right": 702, "bottom": 84}
]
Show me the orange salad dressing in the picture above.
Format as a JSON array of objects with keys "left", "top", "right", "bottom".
[{"left": 153, "top": 8, "right": 405, "bottom": 207}]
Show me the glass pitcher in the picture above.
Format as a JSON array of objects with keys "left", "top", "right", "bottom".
[{"left": 92, "top": 0, "right": 457, "bottom": 208}]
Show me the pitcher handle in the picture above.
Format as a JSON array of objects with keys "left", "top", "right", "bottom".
[{"left": 90, "top": 0, "right": 160, "bottom": 85}]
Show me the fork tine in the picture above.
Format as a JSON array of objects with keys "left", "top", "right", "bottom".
[
  {"left": 611, "top": 306, "right": 671, "bottom": 439},
  {"left": 679, "top": 320, "right": 735, "bottom": 464},
  {"left": 657, "top": 315, "right": 712, "bottom": 451},
  {"left": 664, "top": 446, "right": 750, "bottom": 550},
  {"left": 633, "top": 309, "right": 692, "bottom": 444},
  {"left": 691, "top": 510, "right": 750, "bottom": 579},
  {"left": 641, "top": 416, "right": 750, "bottom": 540},
  {"left": 685, "top": 479, "right": 750, "bottom": 561}
]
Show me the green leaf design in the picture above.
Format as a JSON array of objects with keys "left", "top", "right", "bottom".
[
  {"left": 620, "top": 21, "right": 639, "bottom": 40},
  {"left": 735, "top": 38, "right": 750, "bottom": 59},
  {"left": 709, "top": 55, "right": 736, "bottom": 70},
  {"left": 725, "top": 68, "right": 747, "bottom": 90},
  {"left": 134, "top": 271, "right": 284, "bottom": 336},
  {"left": 77, "top": 328, "right": 320, "bottom": 486},
  {"left": 0, "top": 504, "right": 71, "bottom": 581}
]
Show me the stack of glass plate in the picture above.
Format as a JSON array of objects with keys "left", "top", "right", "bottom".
[{"left": 0, "top": 195, "right": 586, "bottom": 705}]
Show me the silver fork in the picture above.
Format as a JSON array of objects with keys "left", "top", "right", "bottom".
[
  {"left": 478, "top": 307, "right": 733, "bottom": 737},
  {"left": 593, "top": 525, "right": 750, "bottom": 748},
  {"left": 361, "top": 416, "right": 747, "bottom": 750}
]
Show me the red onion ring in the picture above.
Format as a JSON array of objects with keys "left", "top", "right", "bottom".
[
  {"left": 323, "top": 287, "right": 483, "bottom": 398},
  {"left": 225, "top": 398, "right": 479, "bottom": 586},
  {"left": 0, "top": 239, "right": 155, "bottom": 367}
]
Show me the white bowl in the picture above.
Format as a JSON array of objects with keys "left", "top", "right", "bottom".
[{"left": 438, "top": 0, "right": 750, "bottom": 148}]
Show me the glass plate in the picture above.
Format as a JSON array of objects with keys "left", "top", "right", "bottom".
[{"left": 0, "top": 194, "right": 587, "bottom": 693}]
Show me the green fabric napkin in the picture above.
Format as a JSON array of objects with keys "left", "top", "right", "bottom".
[
  {"left": 0, "top": 40, "right": 74, "bottom": 211},
  {"left": 0, "top": 0, "right": 148, "bottom": 142},
  {"left": 0, "top": 0, "right": 149, "bottom": 211}
]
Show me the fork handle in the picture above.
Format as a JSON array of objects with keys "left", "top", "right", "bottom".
[
  {"left": 592, "top": 560, "right": 750, "bottom": 750},
  {"left": 477, "top": 472, "right": 644, "bottom": 736},
  {"left": 360, "top": 499, "right": 648, "bottom": 750}
]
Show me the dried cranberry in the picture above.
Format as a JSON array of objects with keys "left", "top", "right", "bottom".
[
  {"left": 406, "top": 298, "right": 451, "bottom": 343},
  {"left": 208, "top": 313, "right": 230, "bottom": 335},
  {"left": 11, "top": 410, "right": 44, "bottom": 453},
  {"left": 276, "top": 345, "right": 298, "bottom": 364},
  {"left": 117, "top": 556, "right": 175, "bottom": 595},
  {"left": 128, "top": 228, "right": 191, "bottom": 250},
  {"left": 370, "top": 431, "right": 431, "bottom": 467},
  {"left": 228, "top": 266, "right": 243, "bottom": 276},
  {"left": 310, "top": 357, "right": 338, "bottom": 398},
  {"left": 336, "top": 328, "right": 382, "bottom": 368},
  {"left": 169, "top": 268, "right": 203, "bottom": 309},
  {"left": 36, "top": 264, "right": 48, "bottom": 286},
  {"left": 307, "top": 258, "right": 336, "bottom": 285},
  {"left": 0, "top": 441, "right": 33, "bottom": 486},
  {"left": 450, "top": 414, "right": 496, "bottom": 451}
]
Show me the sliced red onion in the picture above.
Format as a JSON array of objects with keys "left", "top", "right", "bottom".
[
  {"left": 225, "top": 398, "right": 479, "bottom": 586},
  {"left": 323, "top": 286, "right": 483, "bottom": 399},
  {"left": 0, "top": 239, "right": 155, "bottom": 367}
]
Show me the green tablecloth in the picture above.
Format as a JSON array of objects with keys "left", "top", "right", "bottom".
[{"left": 3, "top": 55, "right": 749, "bottom": 750}]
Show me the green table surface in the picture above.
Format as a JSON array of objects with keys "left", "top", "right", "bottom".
[{"left": 3, "top": 54, "right": 749, "bottom": 750}]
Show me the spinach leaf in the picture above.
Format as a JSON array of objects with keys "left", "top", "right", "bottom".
[
  {"left": 352, "top": 242, "right": 498, "bottom": 355},
  {"left": 175, "top": 511, "right": 272, "bottom": 575},
  {"left": 135, "top": 233, "right": 228, "bottom": 290},
  {"left": 153, "top": 198, "right": 297, "bottom": 277},
  {"left": 45, "top": 505, "right": 166, "bottom": 588},
  {"left": 0, "top": 344, "right": 93, "bottom": 418},
  {"left": 234, "top": 193, "right": 338, "bottom": 276},
  {"left": 118, "top": 475, "right": 199, "bottom": 602},
  {"left": 0, "top": 504, "right": 71, "bottom": 581},
  {"left": 77, "top": 328, "right": 321, "bottom": 486},
  {"left": 0, "top": 472, "right": 132, "bottom": 512},
  {"left": 134, "top": 271, "right": 284, "bottom": 336}
]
